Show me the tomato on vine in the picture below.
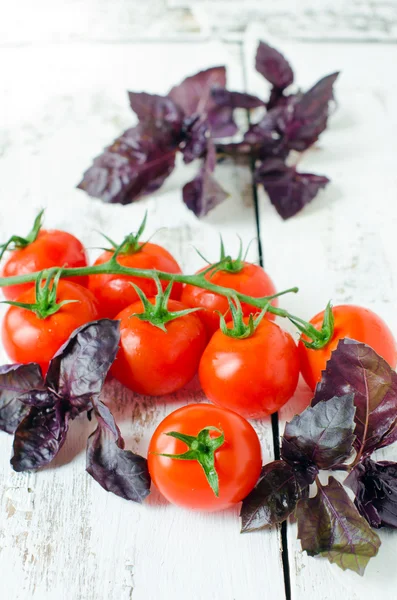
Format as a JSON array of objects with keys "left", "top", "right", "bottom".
[
  {"left": 181, "top": 239, "right": 278, "bottom": 338},
  {"left": 199, "top": 298, "right": 300, "bottom": 418},
  {"left": 2, "top": 271, "right": 98, "bottom": 374},
  {"left": 1, "top": 211, "right": 89, "bottom": 300},
  {"left": 111, "top": 278, "right": 206, "bottom": 396},
  {"left": 299, "top": 304, "right": 397, "bottom": 390},
  {"left": 88, "top": 215, "right": 182, "bottom": 318},
  {"left": 148, "top": 403, "right": 262, "bottom": 511}
]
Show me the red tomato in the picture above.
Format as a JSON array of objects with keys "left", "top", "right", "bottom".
[
  {"left": 299, "top": 304, "right": 397, "bottom": 390},
  {"left": 2, "top": 230, "right": 88, "bottom": 300},
  {"left": 88, "top": 243, "right": 183, "bottom": 318},
  {"left": 2, "top": 280, "right": 98, "bottom": 374},
  {"left": 111, "top": 299, "right": 207, "bottom": 396},
  {"left": 181, "top": 263, "right": 278, "bottom": 338},
  {"left": 199, "top": 318, "right": 299, "bottom": 419},
  {"left": 148, "top": 403, "right": 262, "bottom": 511}
]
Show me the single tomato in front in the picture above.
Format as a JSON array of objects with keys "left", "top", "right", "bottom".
[{"left": 148, "top": 403, "right": 262, "bottom": 511}]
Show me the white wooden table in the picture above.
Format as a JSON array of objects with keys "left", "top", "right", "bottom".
[{"left": 1, "top": 8, "right": 397, "bottom": 600}]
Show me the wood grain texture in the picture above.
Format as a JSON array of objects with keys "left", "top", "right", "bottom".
[
  {"left": 245, "top": 26, "right": 397, "bottom": 599},
  {"left": 0, "top": 41, "right": 286, "bottom": 600}
]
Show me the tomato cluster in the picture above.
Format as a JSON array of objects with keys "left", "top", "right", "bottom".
[{"left": 1, "top": 217, "right": 396, "bottom": 512}]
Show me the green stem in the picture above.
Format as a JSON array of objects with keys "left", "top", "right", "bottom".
[
  {"left": 0, "top": 258, "right": 333, "bottom": 348},
  {"left": 0, "top": 260, "right": 291, "bottom": 312}
]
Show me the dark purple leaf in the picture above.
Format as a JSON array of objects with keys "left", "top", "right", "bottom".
[
  {"left": 86, "top": 401, "right": 151, "bottom": 503},
  {"left": 168, "top": 66, "right": 226, "bottom": 116},
  {"left": 180, "top": 115, "right": 210, "bottom": 164},
  {"left": 255, "top": 41, "right": 294, "bottom": 90},
  {"left": 346, "top": 458, "right": 397, "bottom": 529},
  {"left": 0, "top": 363, "right": 44, "bottom": 434},
  {"left": 286, "top": 73, "right": 339, "bottom": 150},
  {"left": 17, "top": 389, "right": 57, "bottom": 408},
  {"left": 77, "top": 122, "right": 178, "bottom": 205},
  {"left": 9, "top": 320, "right": 120, "bottom": 473},
  {"left": 240, "top": 461, "right": 304, "bottom": 532},
  {"left": 296, "top": 476, "right": 381, "bottom": 575},
  {"left": 208, "top": 89, "right": 264, "bottom": 140},
  {"left": 267, "top": 87, "right": 292, "bottom": 111},
  {"left": 11, "top": 404, "right": 69, "bottom": 471},
  {"left": 207, "top": 107, "right": 239, "bottom": 139},
  {"left": 207, "top": 106, "right": 239, "bottom": 139},
  {"left": 281, "top": 394, "right": 356, "bottom": 471},
  {"left": 183, "top": 140, "right": 228, "bottom": 217},
  {"left": 243, "top": 107, "right": 290, "bottom": 160},
  {"left": 313, "top": 338, "right": 397, "bottom": 456},
  {"left": 183, "top": 171, "right": 228, "bottom": 218},
  {"left": 46, "top": 319, "right": 120, "bottom": 414},
  {"left": 127, "top": 92, "right": 184, "bottom": 129},
  {"left": 211, "top": 88, "right": 265, "bottom": 110},
  {"left": 255, "top": 158, "right": 330, "bottom": 219}
]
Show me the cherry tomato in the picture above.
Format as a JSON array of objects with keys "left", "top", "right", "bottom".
[
  {"left": 111, "top": 299, "right": 207, "bottom": 396},
  {"left": 2, "top": 230, "right": 88, "bottom": 300},
  {"left": 181, "top": 263, "right": 278, "bottom": 338},
  {"left": 299, "top": 304, "right": 397, "bottom": 390},
  {"left": 2, "top": 280, "right": 99, "bottom": 374},
  {"left": 88, "top": 243, "right": 183, "bottom": 318},
  {"left": 148, "top": 403, "right": 262, "bottom": 511},
  {"left": 199, "top": 318, "right": 299, "bottom": 419}
]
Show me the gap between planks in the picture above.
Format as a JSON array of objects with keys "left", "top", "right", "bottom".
[{"left": 239, "top": 40, "right": 292, "bottom": 600}]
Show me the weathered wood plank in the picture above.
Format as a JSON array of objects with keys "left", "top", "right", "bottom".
[
  {"left": 0, "top": 41, "right": 286, "bottom": 600},
  {"left": 2, "top": 1, "right": 397, "bottom": 44},
  {"left": 245, "top": 27, "right": 397, "bottom": 599}
]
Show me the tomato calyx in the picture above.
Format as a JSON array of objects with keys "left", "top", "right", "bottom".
[
  {"left": 0, "top": 209, "right": 44, "bottom": 260},
  {"left": 103, "top": 212, "right": 148, "bottom": 258},
  {"left": 289, "top": 301, "right": 335, "bottom": 350},
  {"left": 1, "top": 268, "right": 79, "bottom": 319},
  {"left": 157, "top": 426, "right": 225, "bottom": 496},
  {"left": 195, "top": 236, "right": 254, "bottom": 276},
  {"left": 129, "top": 275, "right": 201, "bottom": 332},
  {"left": 218, "top": 296, "right": 270, "bottom": 339},
  {"left": 218, "top": 235, "right": 246, "bottom": 273}
]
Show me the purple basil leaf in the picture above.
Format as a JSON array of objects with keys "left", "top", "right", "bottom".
[
  {"left": 127, "top": 92, "right": 184, "bottom": 128},
  {"left": 255, "top": 158, "right": 330, "bottom": 219},
  {"left": 313, "top": 338, "right": 397, "bottom": 456},
  {"left": 180, "top": 114, "right": 210, "bottom": 164},
  {"left": 77, "top": 122, "right": 178, "bottom": 205},
  {"left": 240, "top": 461, "right": 304, "bottom": 532},
  {"left": 86, "top": 401, "right": 151, "bottom": 503},
  {"left": 168, "top": 66, "right": 226, "bottom": 116},
  {"left": 0, "top": 363, "right": 44, "bottom": 434},
  {"left": 207, "top": 106, "right": 239, "bottom": 139},
  {"left": 183, "top": 171, "right": 228, "bottom": 217},
  {"left": 296, "top": 476, "right": 381, "bottom": 575},
  {"left": 208, "top": 89, "right": 264, "bottom": 140},
  {"left": 208, "top": 103, "right": 239, "bottom": 139},
  {"left": 267, "top": 87, "right": 292, "bottom": 111},
  {"left": 281, "top": 394, "right": 356, "bottom": 471},
  {"left": 243, "top": 107, "right": 290, "bottom": 160},
  {"left": 346, "top": 458, "right": 397, "bottom": 529},
  {"left": 11, "top": 404, "right": 69, "bottom": 471},
  {"left": 17, "top": 389, "right": 58, "bottom": 408},
  {"left": 255, "top": 41, "right": 294, "bottom": 90},
  {"left": 183, "top": 140, "right": 228, "bottom": 217},
  {"left": 46, "top": 319, "right": 120, "bottom": 414},
  {"left": 286, "top": 72, "right": 339, "bottom": 150},
  {"left": 211, "top": 88, "right": 265, "bottom": 110}
]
